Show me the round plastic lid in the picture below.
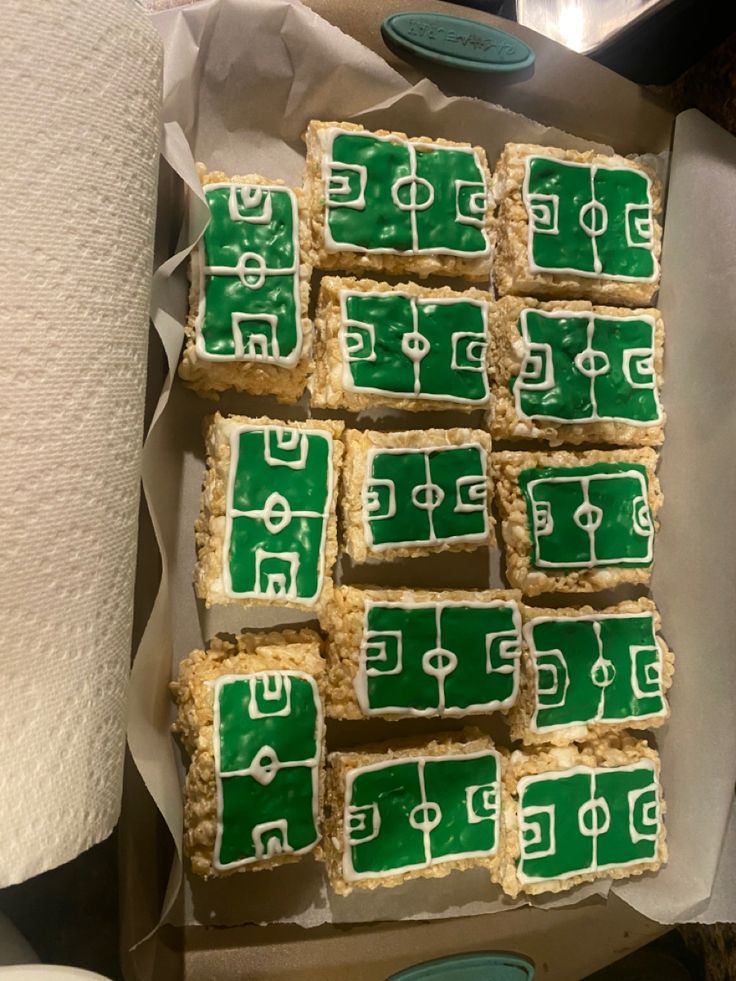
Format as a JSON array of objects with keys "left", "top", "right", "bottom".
[
  {"left": 386, "top": 951, "right": 535, "bottom": 981},
  {"left": 381, "top": 12, "right": 535, "bottom": 73}
]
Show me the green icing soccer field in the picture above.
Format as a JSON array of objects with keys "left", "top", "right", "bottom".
[
  {"left": 517, "top": 760, "right": 660, "bottom": 884},
  {"left": 341, "top": 290, "right": 489, "bottom": 404},
  {"left": 514, "top": 309, "right": 660, "bottom": 425},
  {"left": 226, "top": 426, "right": 331, "bottom": 600},
  {"left": 519, "top": 462, "right": 653, "bottom": 569},
  {"left": 365, "top": 444, "right": 488, "bottom": 550},
  {"left": 523, "top": 156, "right": 656, "bottom": 281},
  {"left": 324, "top": 131, "right": 490, "bottom": 257},
  {"left": 359, "top": 601, "right": 520, "bottom": 715},
  {"left": 198, "top": 184, "right": 301, "bottom": 364},
  {"left": 345, "top": 752, "right": 499, "bottom": 878},
  {"left": 215, "top": 672, "right": 320, "bottom": 868},
  {"left": 527, "top": 613, "right": 665, "bottom": 731}
]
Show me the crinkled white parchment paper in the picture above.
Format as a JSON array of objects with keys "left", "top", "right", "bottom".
[{"left": 129, "top": 0, "right": 736, "bottom": 930}]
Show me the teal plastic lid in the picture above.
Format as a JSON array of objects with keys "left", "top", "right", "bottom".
[
  {"left": 381, "top": 12, "right": 535, "bottom": 73},
  {"left": 386, "top": 952, "right": 535, "bottom": 981}
]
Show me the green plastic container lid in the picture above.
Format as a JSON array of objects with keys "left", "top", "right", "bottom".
[
  {"left": 386, "top": 951, "right": 534, "bottom": 981},
  {"left": 381, "top": 11, "right": 535, "bottom": 73}
]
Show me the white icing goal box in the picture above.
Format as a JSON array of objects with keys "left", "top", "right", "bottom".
[{"left": 122, "top": 1, "right": 736, "bottom": 980}]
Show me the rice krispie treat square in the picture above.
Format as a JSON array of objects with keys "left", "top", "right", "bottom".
[
  {"left": 179, "top": 166, "right": 312, "bottom": 402},
  {"left": 510, "top": 598, "right": 674, "bottom": 746},
  {"left": 342, "top": 427, "right": 494, "bottom": 564},
  {"left": 325, "top": 730, "right": 503, "bottom": 895},
  {"left": 501, "top": 737, "right": 666, "bottom": 897},
  {"left": 490, "top": 296, "right": 665, "bottom": 446},
  {"left": 170, "top": 629, "right": 326, "bottom": 876},
  {"left": 304, "top": 120, "right": 494, "bottom": 282},
  {"left": 322, "top": 585, "right": 522, "bottom": 720},
  {"left": 194, "top": 413, "right": 343, "bottom": 610},
  {"left": 311, "top": 276, "right": 492, "bottom": 413},
  {"left": 493, "top": 144, "right": 662, "bottom": 307},
  {"left": 493, "top": 447, "right": 661, "bottom": 596}
]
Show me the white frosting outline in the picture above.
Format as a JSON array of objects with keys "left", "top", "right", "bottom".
[
  {"left": 320, "top": 127, "right": 491, "bottom": 258},
  {"left": 362, "top": 442, "right": 489, "bottom": 552},
  {"left": 455, "top": 179, "right": 487, "bottom": 228},
  {"left": 522, "top": 155, "right": 659, "bottom": 283},
  {"left": 516, "top": 759, "right": 660, "bottom": 885},
  {"left": 212, "top": 670, "right": 322, "bottom": 871},
  {"left": 354, "top": 597, "right": 522, "bottom": 717},
  {"left": 514, "top": 308, "right": 662, "bottom": 427},
  {"left": 343, "top": 748, "right": 500, "bottom": 881},
  {"left": 525, "top": 612, "right": 666, "bottom": 732},
  {"left": 223, "top": 423, "right": 333, "bottom": 604},
  {"left": 338, "top": 289, "right": 489, "bottom": 405},
  {"left": 325, "top": 162, "right": 367, "bottom": 210},
  {"left": 194, "top": 182, "right": 302, "bottom": 366},
  {"left": 526, "top": 468, "right": 654, "bottom": 569}
]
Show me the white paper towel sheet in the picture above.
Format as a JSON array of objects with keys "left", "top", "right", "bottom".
[
  {"left": 0, "top": 2, "right": 161, "bottom": 885},
  {"left": 131, "top": 0, "right": 736, "bottom": 930}
]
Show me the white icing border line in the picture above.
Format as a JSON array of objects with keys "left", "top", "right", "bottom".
[
  {"left": 212, "top": 670, "right": 322, "bottom": 871},
  {"left": 515, "top": 759, "right": 660, "bottom": 885},
  {"left": 320, "top": 127, "right": 491, "bottom": 258},
  {"left": 338, "top": 289, "right": 490, "bottom": 406},
  {"left": 522, "top": 155, "right": 659, "bottom": 284},
  {"left": 355, "top": 598, "right": 522, "bottom": 717},
  {"left": 342, "top": 747, "right": 501, "bottom": 881},
  {"left": 361, "top": 442, "right": 490, "bottom": 552},
  {"left": 194, "top": 182, "right": 303, "bottom": 366},
  {"left": 513, "top": 308, "right": 663, "bottom": 426},
  {"left": 223, "top": 423, "right": 334, "bottom": 604},
  {"left": 524, "top": 612, "right": 667, "bottom": 733}
]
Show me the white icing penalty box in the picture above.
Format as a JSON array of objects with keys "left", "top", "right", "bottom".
[{"left": 124, "top": 2, "right": 736, "bottom": 980}]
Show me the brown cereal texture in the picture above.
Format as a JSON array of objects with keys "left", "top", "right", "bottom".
[
  {"left": 493, "top": 144, "right": 663, "bottom": 307},
  {"left": 501, "top": 736, "right": 666, "bottom": 897},
  {"left": 178, "top": 165, "right": 313, "bottom": 402},
  {"left": 342, "top": 427, "right": 494, "bottom": 564},
  {"left": 325, "top": 729, "right": 503, "bottom": 896},
  {"left": 303, "top": 120, "right": 495, "bottom": 282},
  {"left": 489, "top": 295, "right": 665, "bottom": 447},
  {"left": 311, "top": 275, "right": 492, "bottom": 413},
  {"left": 194, "top": 412, "right": 343, "bottom": 610},
  {"left": 169, "top": 629, "right": 326, "bottom": 877},
  {"left": 321, "top": 585, "right": 522, "bottom": 720},
  {"left": 509, "top": 598, "right": 674, "bottom": 746},
  {"left": 493, "top": 447, "right": 662, "bottom": 596}
]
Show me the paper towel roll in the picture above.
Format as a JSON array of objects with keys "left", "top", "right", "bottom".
[{"left": 0, "top": 1, "right": 161, "bottom": 884}]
